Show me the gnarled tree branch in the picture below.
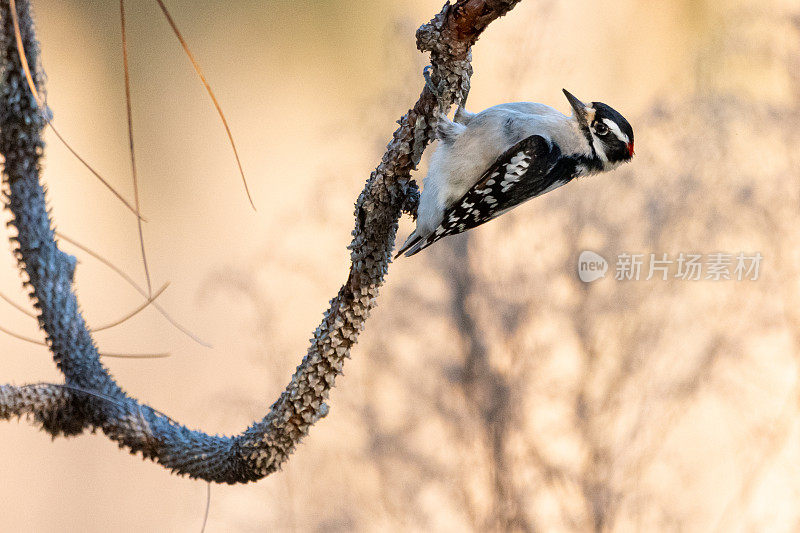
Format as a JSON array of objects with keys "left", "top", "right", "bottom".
[{"left": 0, "top": 0, "right": 520, "bottom": 483}]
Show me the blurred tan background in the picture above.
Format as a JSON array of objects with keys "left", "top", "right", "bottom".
[{"left": 1, "top": 0, "right": 800, "bottom": 531}]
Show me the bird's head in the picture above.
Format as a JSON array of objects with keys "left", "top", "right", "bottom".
[{"left": 563, "top": 89, "right": 634, "bottom": 169}]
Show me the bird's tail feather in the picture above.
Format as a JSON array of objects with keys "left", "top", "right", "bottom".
[
  {"left": 403, "top": 236, "right": 434, "bottom": 257},
  {"left": 394, "top": 232, "right": 422, "bottom": 259},
  {"left": 395, "top": 231, "right": 438, "bottom": 258}
]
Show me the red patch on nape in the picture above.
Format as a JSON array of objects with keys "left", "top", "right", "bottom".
[{"left": 627, "top": 142, "right": 635, "bottom": 157}]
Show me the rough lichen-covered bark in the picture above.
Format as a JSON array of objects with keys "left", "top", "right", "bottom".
[{"left": 0, "top": 0, "right": 520, "bottom": 483}]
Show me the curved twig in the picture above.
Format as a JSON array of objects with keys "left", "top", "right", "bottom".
[{"left": 0, "top": 0, "right": 521, "bottom": 483}]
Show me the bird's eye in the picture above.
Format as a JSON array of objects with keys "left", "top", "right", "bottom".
[{"left": 594, "top": 122, "right": 609, "bottom": 135}]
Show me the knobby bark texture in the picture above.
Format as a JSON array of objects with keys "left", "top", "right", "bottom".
[{"left": 0, "top": 0, "right": 520, "bottom": 483}]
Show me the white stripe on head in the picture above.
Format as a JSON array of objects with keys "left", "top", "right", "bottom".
[
  {"left": 592, "top": 136, "right": 608, "bottom": 163},
  {"left": 602, "top": 118, "right": 629, "bottom": 144}
]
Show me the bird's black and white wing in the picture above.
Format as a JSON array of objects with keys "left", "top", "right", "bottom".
[{"left": 397, "top": 134, "right": 575, "bottom": 257}]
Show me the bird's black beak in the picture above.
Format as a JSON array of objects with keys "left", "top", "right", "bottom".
[{"left": 563, "top": 89, "right": 590, "bottom": 127}]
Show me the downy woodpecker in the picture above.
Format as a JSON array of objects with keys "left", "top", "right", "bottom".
[{"left": 396, "top": 89, "right": 634, "bottom": 257}]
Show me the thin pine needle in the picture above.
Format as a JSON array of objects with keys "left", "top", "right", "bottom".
[
  {"left": 92, "top": 282, "right": 169, "bottom": 332},
  {"left": 154, "top": 0, "right": 256, "bottom": 211},
  {"left": 119, "top": 0, "right": 153, "bottom": 296},
  {"left": 201, "top": 483, "right": 211, "bottom": 533},
  {"left": 0, "top": 323, "right": 169, "bottom": 359},
  {"left": 23, "top": 383, "right": 180, "bottom": 425},
  {"left": 99, "top": 352, "right": 171, "bottom": 359},
  {"left": 0, "top": 291, "right": 36, "bottom": 318},
  {"left": 0, "top": 322, "right": 42, "bottom": 345},
  {"left": 1, "top": 281, "right": 170, "bottom": 332},
  {"left": 49, "top": 123, "right": 146, "bottom": 221},
  {"left": 8, "top": 0, "right": 145, "bottom": 221},
  {"left": 25, "top": 382, "right": 128, "bottom": 409},
  {"left": 55, "top": 231, "right": 212, "bottom": 347},
  {"left": 57, "top": 231, "right": 141, "bottom": 291},
  {"left": 8, "top": 0, "right": 44, "bottom": 109}
]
